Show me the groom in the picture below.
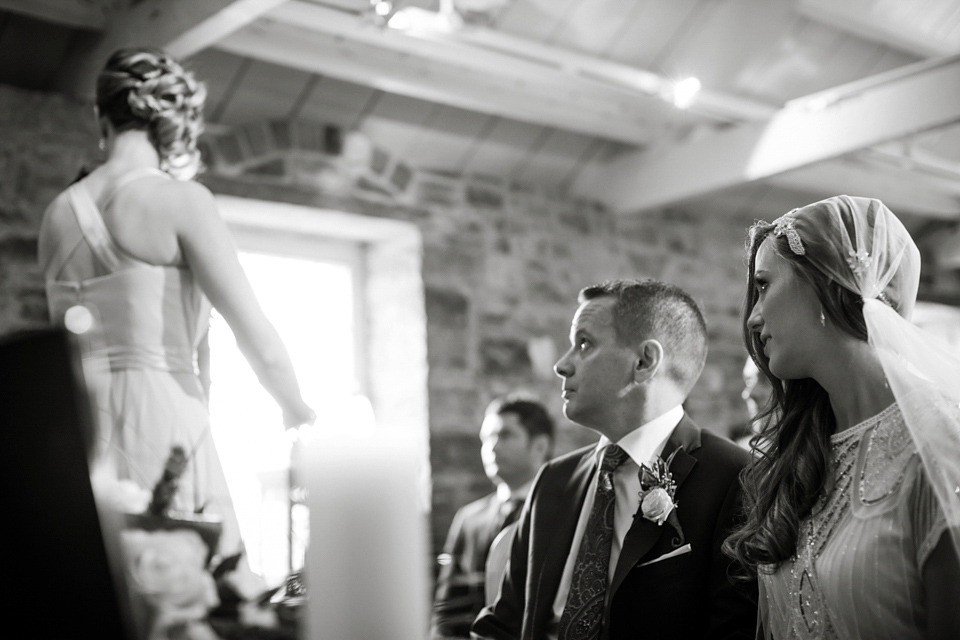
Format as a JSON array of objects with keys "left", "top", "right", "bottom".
[{"left": 472, "top": 279, "right": 757, "bottom": 639}]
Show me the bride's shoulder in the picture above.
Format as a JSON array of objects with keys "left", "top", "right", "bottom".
[
  {"left": 858, "top": 408, "right": 917, "bottom": 506},
  {"left": 865, "top": 406, "right": 912, "bottom": 457}
]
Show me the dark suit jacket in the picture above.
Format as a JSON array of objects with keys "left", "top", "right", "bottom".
[
  {"left": 471, "top": 416, "right": 757, "bottom": 640},
  {"left": 433, "top": 492, "right": 522, "bottom": 638}
]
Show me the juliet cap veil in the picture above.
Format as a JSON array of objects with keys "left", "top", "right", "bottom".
[{"left": 774, "top": 195, "right": 960, "bottom": 558}]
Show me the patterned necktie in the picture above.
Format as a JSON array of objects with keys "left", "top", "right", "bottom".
[{"left": 558, "top": 444, "right": 630, "bottom": 640}]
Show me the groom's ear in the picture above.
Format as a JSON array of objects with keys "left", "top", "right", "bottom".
[{"left": 634, "top": 339, "right": 664, "bottom": 383}]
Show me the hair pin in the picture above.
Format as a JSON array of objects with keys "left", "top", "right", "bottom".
[
  {"left": 876, "top": 291, "right": 894, "bottom": 308},
  {"left": 846, "top": 247, "right": 872, "bottom": 276}
]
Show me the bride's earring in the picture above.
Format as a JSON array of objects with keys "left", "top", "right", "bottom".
[
  {"left": 820, "top": 308, "right": 826, "bottom": 327},
  {"left": 98, "top": 138, "right": 106, "bottom": 151}
]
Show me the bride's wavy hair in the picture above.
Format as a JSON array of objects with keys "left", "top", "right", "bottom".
[
  {"left": 723, "top": 212, "right": 900, "bottom": 576},
  {"left": 96, "top": 47, "right": 206, "bottom": 180}
]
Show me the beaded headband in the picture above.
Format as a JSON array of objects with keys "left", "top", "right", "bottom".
[
  {"left": 772, "top": 209, "right": 805, "bottom": 256},
  {"left": 771, "top": 206, "right": 894, "bottom": 309}
]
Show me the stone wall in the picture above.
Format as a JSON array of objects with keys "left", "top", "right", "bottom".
[
  {"left": 0, "top": 86, "right": 100, "bottom": 331},
  {"left": 200, "top": 172, "right": 761, "bottom": 557},
  {"left": 0, "top": 83, "right": 760, "bottom": 562}
]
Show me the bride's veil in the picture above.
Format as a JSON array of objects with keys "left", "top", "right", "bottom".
[{"left": 790, "top": 195, "right": 960, "bottom": 563}]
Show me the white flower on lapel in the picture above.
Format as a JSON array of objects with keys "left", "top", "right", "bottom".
[
  {"left": 640, "top": 487, "right": 674, "bottom": 525},
  {"left": 637, "top": 447, "right": 685, "bottom": 544}
]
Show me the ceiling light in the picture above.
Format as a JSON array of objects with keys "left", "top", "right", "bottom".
[
  {"left": 387, "top": 0, "right": 463, "bottom": 32},
  {"left": 373, "top": 1, "right": 392, "bottom": 17},
  {"left": 386, "top": 9, "right": 412, "bottom": 30},
  {"left": 671, "top": 77, "right": 701, "bottom": 109}
]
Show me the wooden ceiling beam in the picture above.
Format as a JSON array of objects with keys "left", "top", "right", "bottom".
[
  {"left": 267, "top": 1, "right": 776, "bottom": 124},
  {"left": 767, "top": 158, "right": 960, "bottom": 220},
  {"left": 215, "top": 18, "right": 654, "bottom": 145},
  {"left": 798, "top": 0, "right": 960, "bottom": 58},
  {"left": 0, "top": 0, "right": 106, "bottom": 30},
  {"left": 51, "top": 0, "right": 286, "bottom": 97},
  {"left": 573, "top": 54, "right": 960, "bottom": 214},
  {"left": 207, "top": 0, "right": 778, "bottom": 144}
]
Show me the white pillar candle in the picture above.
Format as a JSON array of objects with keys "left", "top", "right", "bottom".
[{"left": 301, "top": 428, "right": 429, "bottom": 640}]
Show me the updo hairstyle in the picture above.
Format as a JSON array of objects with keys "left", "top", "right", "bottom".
[{"left": 96, "top": 47, "right": 206, "bottom": 180}]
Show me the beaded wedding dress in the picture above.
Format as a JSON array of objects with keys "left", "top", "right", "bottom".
[
  {"left": 759, "top": 404, "right": 946, "bottom": 640},
  {"left": 41, "top": 168, "right": 241, "bottom": 554}
]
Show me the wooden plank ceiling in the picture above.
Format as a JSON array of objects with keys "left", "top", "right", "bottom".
[{"left": 1, "top": 0, "right": 959, "bottom": 219}]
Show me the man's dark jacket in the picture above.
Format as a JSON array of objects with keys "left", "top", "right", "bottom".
[
  {"left": 433, "top": 492, "right": 521, "bottom": 637},
  {"left": 472, "top": 416, "right": 757, "bottom": 640}
]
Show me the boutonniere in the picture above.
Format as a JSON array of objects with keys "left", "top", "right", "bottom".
[{"left": 638, "top": 448, "right": 685, "bottom": 544}]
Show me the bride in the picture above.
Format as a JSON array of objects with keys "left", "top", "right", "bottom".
[{"left": 724, "top": 195, "right": 960, "bottom": 639}]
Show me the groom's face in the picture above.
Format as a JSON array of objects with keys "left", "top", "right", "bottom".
[{"left": 554, "top": 297, "right": 637, "bottom": 430}]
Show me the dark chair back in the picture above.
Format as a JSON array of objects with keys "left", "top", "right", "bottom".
[{"left": 485, "top": 521, "right": 518, "bottom": 606}]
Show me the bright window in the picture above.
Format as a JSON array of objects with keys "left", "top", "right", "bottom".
[
  {"left": 208, "top": 194, "right": 430, "bottom": 586},
  {"left": 208, "top": 241, "right": 365, "bottom": 585}
]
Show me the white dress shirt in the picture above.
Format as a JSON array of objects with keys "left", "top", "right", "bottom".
[
  {"left": 497, "top": 479, "right": 533, "bottom": 504},
  {"left": 548, "top": 404, "right": 684, "bottom": 637}
]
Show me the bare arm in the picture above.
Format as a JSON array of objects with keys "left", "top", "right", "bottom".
[{"left": 172, "top": 182, "right": 314, "bottom": 427}]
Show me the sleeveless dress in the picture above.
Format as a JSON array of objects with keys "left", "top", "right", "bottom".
[
  {"left": 758, "top": 404, "right": 948, "bottom": 640},
  {"left": 41, "top": 168, "right": 241, "bottom": 554}
]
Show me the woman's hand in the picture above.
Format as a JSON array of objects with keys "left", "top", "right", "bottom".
[{"left": 283, "top": 402, "right": 316, "bottom": 429}]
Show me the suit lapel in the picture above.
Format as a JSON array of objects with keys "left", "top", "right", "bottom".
[{"left": 608, "top": 416, "right": 701, "bottom": 596}]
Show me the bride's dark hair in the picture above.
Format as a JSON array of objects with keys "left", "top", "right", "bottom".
[
  {"left": 723, "top": 215, "right": 894, "bottom": 576},
  {"left": 96, "top": 47, "right": 206, "bottom": 179}
]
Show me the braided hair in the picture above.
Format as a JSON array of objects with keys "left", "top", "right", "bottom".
[{"left": 96, "top": 47, "right": 206, "bottom": 179}]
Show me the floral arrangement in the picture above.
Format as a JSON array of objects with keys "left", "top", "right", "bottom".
[
  {"left": 637, "top": 447, "right": 685, "bottom": 544},
  {"left": 93, "top": 446, "right": 298, "bottom": 640},
  {"left": 108, "top": 446, "right": 225, "bottom": 639},
  {"left": 122, "top": 527, "right": 220, "bottom": 640}
]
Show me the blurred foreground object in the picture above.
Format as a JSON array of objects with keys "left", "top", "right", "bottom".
[
  {"left": 302, "top": 427, "right": 430, "bottom": 640},
  {"left": 0, "top": 329, "right": 137, "bottom": 639}
]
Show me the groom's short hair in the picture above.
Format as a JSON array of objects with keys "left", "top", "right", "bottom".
[{"left": 579, "top": 279, "right": 708, "bottom": 395}]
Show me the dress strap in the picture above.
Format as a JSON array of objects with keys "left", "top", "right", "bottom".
[
  {"left": 66, "top": 183, "right": 133, "bottom": 273},
  {"left": 65, "top": 168, "right": 171, "bottom": 273},
  {"left": 42, "top": 212, "right": 85, "bottom": 282}
]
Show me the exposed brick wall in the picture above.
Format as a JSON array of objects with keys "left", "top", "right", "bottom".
[
  {"left": 201, "top": 174, "right": 761, "bottom": 559},
  {"left": 0, "top": 83, "right": 760, "bottom": 563}
]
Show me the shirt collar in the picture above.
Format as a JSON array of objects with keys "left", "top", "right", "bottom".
[{"left": 596, "top": 404, "right": 684, "bottom": 468}]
